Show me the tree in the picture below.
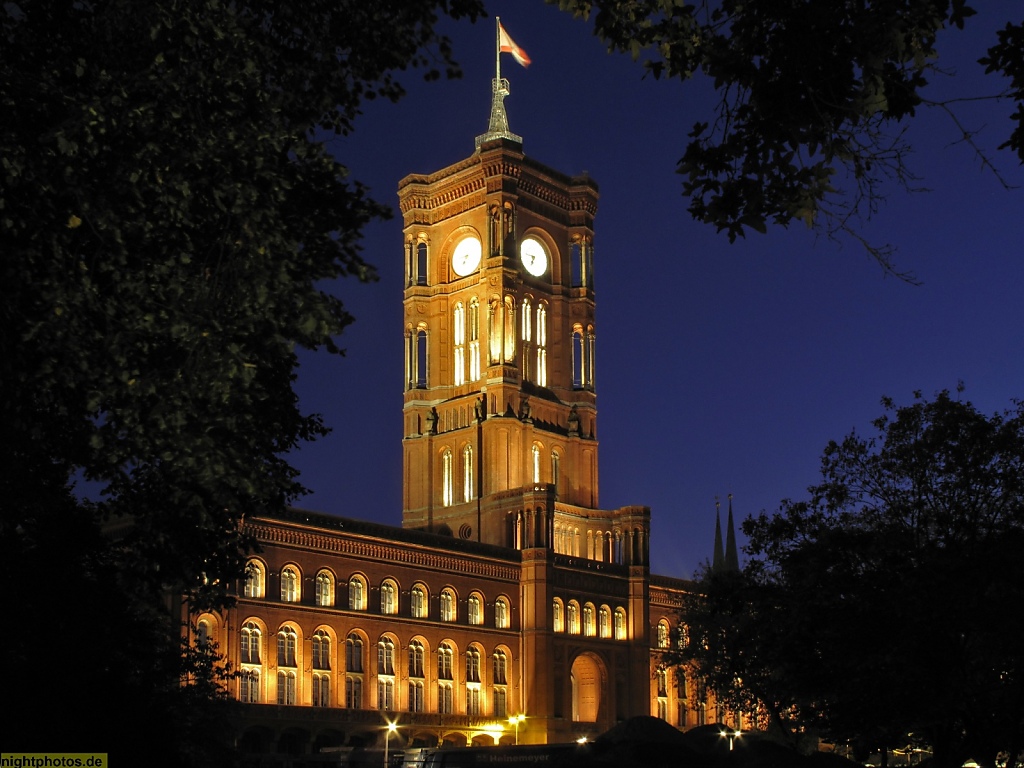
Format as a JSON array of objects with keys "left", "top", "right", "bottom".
[
  {"left": 1, "top": 0, "right": 483, "bottom": 762},
  {"left": 550, "top": 0, "right": 1024, "bottom": 277},
  {"left": 669, "top": 390, "right": 1024, "bottom": 768}
]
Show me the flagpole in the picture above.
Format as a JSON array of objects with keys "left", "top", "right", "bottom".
[{"left": 495, "top": 16, "right": 501, "bottom": 84}]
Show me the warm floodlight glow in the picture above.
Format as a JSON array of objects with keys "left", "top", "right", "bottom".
[
  {"left": 508, "top": 714, "right": 526, "bottom": 744},
  {"left": 384, "top": 720, "right": 399, "bottom": 767},
  {"left": 576, "top": 736, "right": 589, "bottom": 745}
]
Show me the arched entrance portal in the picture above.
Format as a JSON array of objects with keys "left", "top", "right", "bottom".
[{"left": 570, "top": 653, "right": 605, "bottom": 723}]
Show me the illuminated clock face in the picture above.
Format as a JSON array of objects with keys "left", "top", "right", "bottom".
[
  {"left": 451, "top": 236, "right": 482, "bottom": 277},
  {"left": 520, "top": 237, "right": 548, "bottom": 277}
]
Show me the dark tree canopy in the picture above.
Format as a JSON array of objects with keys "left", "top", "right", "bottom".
[
  {"left": 550, "top": 0, "right": 1024, "bottom": 275},
  {"left": 1, "top": 0, "right": 483, "bottom": 762},
  {"left": 668, "top": 390, "right": 1024, "bottom": 768}
]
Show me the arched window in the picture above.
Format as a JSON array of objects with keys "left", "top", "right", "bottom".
[
  {"left": 312, "top": 672, "right": 330, "bottom": 708},
  {"left": 277, "top": 669, "right": 296, "bottom": 705},
  {"left": 453, "top": 302, "right": 466, "bottom": 386},
  {"left": 466, "top": 647, "right": 481, "bottom": 683},
  {"left": 536, "top": 303, "right": 547, "bottom": 386},
  {"left": 416, "top": 240, "right": 428, "bottom": 286},
  {"left": 468, "top": 298, "right": 481, "bottom": 381},
  {"left": 348, "top": 575, "right": 366, "bottom": 611},
  {"left": 583, "top": 603, "right": 596, "bottom": 636},
  {"left": 438, "top": 681, "right": 454, "bottom": 715},
  {"left": 408, "top": 640, "right": 425, "bottom": 678},
  {"left": 614, "top": 608, "right": 627, "bottom": 640},
  {"left": 440, "top": 588, "right": 457, "bottom": 622},
  {"left": 378, "top": 677, "right": 394, "bottom": 711},
  {"left": 599, "top": 606, "right": 612, "bottom": 638},
  {"left": 240, "top": 621, "right": 261, "bottom": 665},
  {"left": 567, "top": 601, "right": 580, "bottom": 634},
  {"left": 438, "top": 643, "right": 454, "bottom": 680},
  {"left": 315, "top": 570, "right": 333, "bottom": 607},
  {"left": 553, "top": 598, "right": 564, "bottom": 633},
  {"left": 488, "top": 298, "right": 502, "bottom": 365},
  {"left": 377, "top": 637, "right": 395, "bottom": 676},
  {"left": 411, "top": 584, "right": 428, "bottom": 619},
  {"left": 468, "top": 593, "right": 483, "bottom": 626},
  {"left": 196, "top": 617, "right": 212, "bottom": 647},
  {"left": 280, "top": 566, "right": 299, "bottom": 603},
  {"left": 311, "top": 630, "right": 330, "bottom": 670},
  {"left": 463, "top": 444, "right": 474, "bottom": 502},
  {"left": 380, "top": 580, "right": 398, "bottom": 615},
  {"left": 345, "top": 633, "right": 363, "bottom": 673},
  {"left": 442, "top": 448, "right": 453, "bottom": 507},
  {"left": 503, "top": 296, "right": 516, "bottom": 362},
  {"left": 240, "top": 668, "right": 260, "bottom": 703},
  {"left": 407, "top": 325, "right": 428, "bottom": 389},
  {"left": 551, "top": 451, "right": 561, "bottom": 496},
  {"left": 494, "top": 686, "right": 508, "bottom": 719},
  {"left": 572, "top": 325, "right": 585, "bottom": 389},
  {"left": 243, "top": 560, "right": 264, "bottom": 599},
  {"left": 657, "top": 619, "right": 670, "bottom": 649},
  {"left": 493, "top": 649, "right": 508, "bottom": 685},
  {"left": 277, "top": 626, "right": 297, "bottom": 668},
  {"left": 521, "top": 297, "right": 532, "bottom": 342},
  {"left": 495, "top": 597, "right": 510, "bottom": 629},
  {"left": 532, "top": 444, "right": 541, "bottom": 485},
  {"left": 521, "top": 297, "right": 533, "bottom": 382}
]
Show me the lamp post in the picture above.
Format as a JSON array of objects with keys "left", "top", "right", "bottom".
[
  {"left": 720, "top": 729, "right": 741, "bottom": 751},
  {"left": 508, "top": 714, "right": 525, "bottom": 745},
  {"left": 384, "top": 721, "right": 398, "bottom": 767}
]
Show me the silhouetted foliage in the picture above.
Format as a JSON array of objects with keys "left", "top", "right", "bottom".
[
  {"left": 1, "top": 0, "right": 483, "bottom": 763},
  {"left": 551, "top": 1, "right": 1024, "bottom": 277},
  {"left": 669, "top": 389, "right": 1024, "bottom": 768}
]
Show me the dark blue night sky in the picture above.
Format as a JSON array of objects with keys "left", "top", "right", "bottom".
[{"left": 289, "top": 0, "right": 1024, "bottom": 579}]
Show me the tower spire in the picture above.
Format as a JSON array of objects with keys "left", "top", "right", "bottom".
[
  {"left": 725, "top": 494, "right": 739, "bottom": 572},
  {"left": 712, "top": 497, "right": 724, "bottom": 573},
  {"left": 475, "top": 17, "right": 526, "bottom": 149}
]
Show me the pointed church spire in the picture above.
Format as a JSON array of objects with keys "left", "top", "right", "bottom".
[
  {"left": 712, "top": 497, "right": 724, "bottom": 573},
  {"left": 475, "top": 17, "right": 525, "bottom": 150},
  {"left": 725, "top": 494, "right": 739, "bottom": 572}
]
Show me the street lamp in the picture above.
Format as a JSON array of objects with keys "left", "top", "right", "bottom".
[
  {"left": 508, "top": 714, "right": 526, "bottom": 745},
  {"left": 720, "top": 729, "right": 741, "bottom": 751},
  {"left": 384, "top": 721, "right": 398, "bottom": 768}
]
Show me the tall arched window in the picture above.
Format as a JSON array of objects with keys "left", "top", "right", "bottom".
[
  {"left": 243, "top": 561, "right": 264, "bottom": 599},
  {"left": 277, "top": 670, "right": 296, "bottom": 705},
  {"left": 377, "top": 637, "right": 395, "bottom": 676},
  {"left": 503, "top": 296, "right": 516, "bottom": 362},
  {"left": 468, "top": 298, "right": 481, "bottom": 381},
  {"left": 380, "top": 580, "right": 398, "bottom": 615},
  {"left": 521, "top": 297, "right": 533, "bottom": 382},
  {"left": 315, "top": 570, "right": 333, "bottom": 607},
  {"left": 348, "top": 575, "right": 366, "bottom": 611},
  {"left": 551, "top": 451, "right": 561, "bottom": 497},
  {"left": 453, "top": 302, "right": 466, "bottom": 386},
  {"left": 567, "top": 601, "right": 580, "bottom": 634},
  {"left": 466, "top": 646, "right": 481, "bottom": 683},
  {"left": 408, "top": 640, "right": 425, "bottom": 678},
  {"left": 657, "top": 619, "right": 671, "bottom": 649},
  {"left": 532, "top": 444, "right": 541, "bottom": 485},
  {"left": 313, "top": 672, "right": 330, "bottom": 708},
  {"left": 240, "top": 621, "right": 261, "bottom": 665},
  {"left": 488, "top": 298, "right": 502, "bottom": 364},
  {"left": 463, "top": 444, "right": 474, "bottom": 502},
  {"left": 416, "top": 240, "right": 428, "bottom": 286},
  {"left": 440, "top": 588, "right": 456, "bottom": 622},
  {"left": 583, "top": 603, "right": 596, "bottom": 636},
  {"left": 280, "top": 566, "right": 299, "bottom": 603},
  {"left": 614, "top": 608, "right": 628, "bottom": 640},
  {"left": 553, "top": 598, "right": 565, "bottom": 633},
  {"left": 493, "top": 649, "right": 508, "bottom": 684},
  {"left": 438, "top": 643, "right": 454, "bottom": 680},
  {"left": 536, "top": 303, "right": 547, "bottom": 386},
  {"left": 468, "top": 593, "right": 483, "bottom": 626},
  {"left": 495, "top": 597, "right": 510, "bottom": 629},
  {"left": 599, "top": 606, "right": 612, "bottom": 638},
  {"left": 442, "top": 449, "right": 453, "bottom": 507},
  {"left": 311, "top": 630, "right": 330, "bottom": 670},
  {"left": 572, "top": 325, "right": 585, "bottom": 389},
  {"left": 240, "top": 669, "right": 260, "bottom": 703},
  {"left": 411, "top": 585, "right": 428, "bottom": 619},
  {"left": 345, "top": 633, "right": 363, "bottom": 672},
  {"left": 277, "top": 626, "right": 297, "bottom": 667}
]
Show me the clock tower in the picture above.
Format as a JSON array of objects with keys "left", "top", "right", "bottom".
[{"left": 398, "top": 58, "right": 649, "bottom": 572}]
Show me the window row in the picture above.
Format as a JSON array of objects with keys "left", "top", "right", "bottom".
[
  {"left": 236, "top": 623, "right": 512, "bottom": 715},
  {"left": 552, "top": 599, "right": 628, "bottom": 640},
  {"left": 243, "top": 562, "right": 511, "bottom": 627},
  {"left": 441, "top": 442, "right": 562, "bottom": 508}
]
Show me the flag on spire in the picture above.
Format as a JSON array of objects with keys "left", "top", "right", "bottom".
[{"left": 498, "top": 22, "right": 531, "bottom": 68}]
